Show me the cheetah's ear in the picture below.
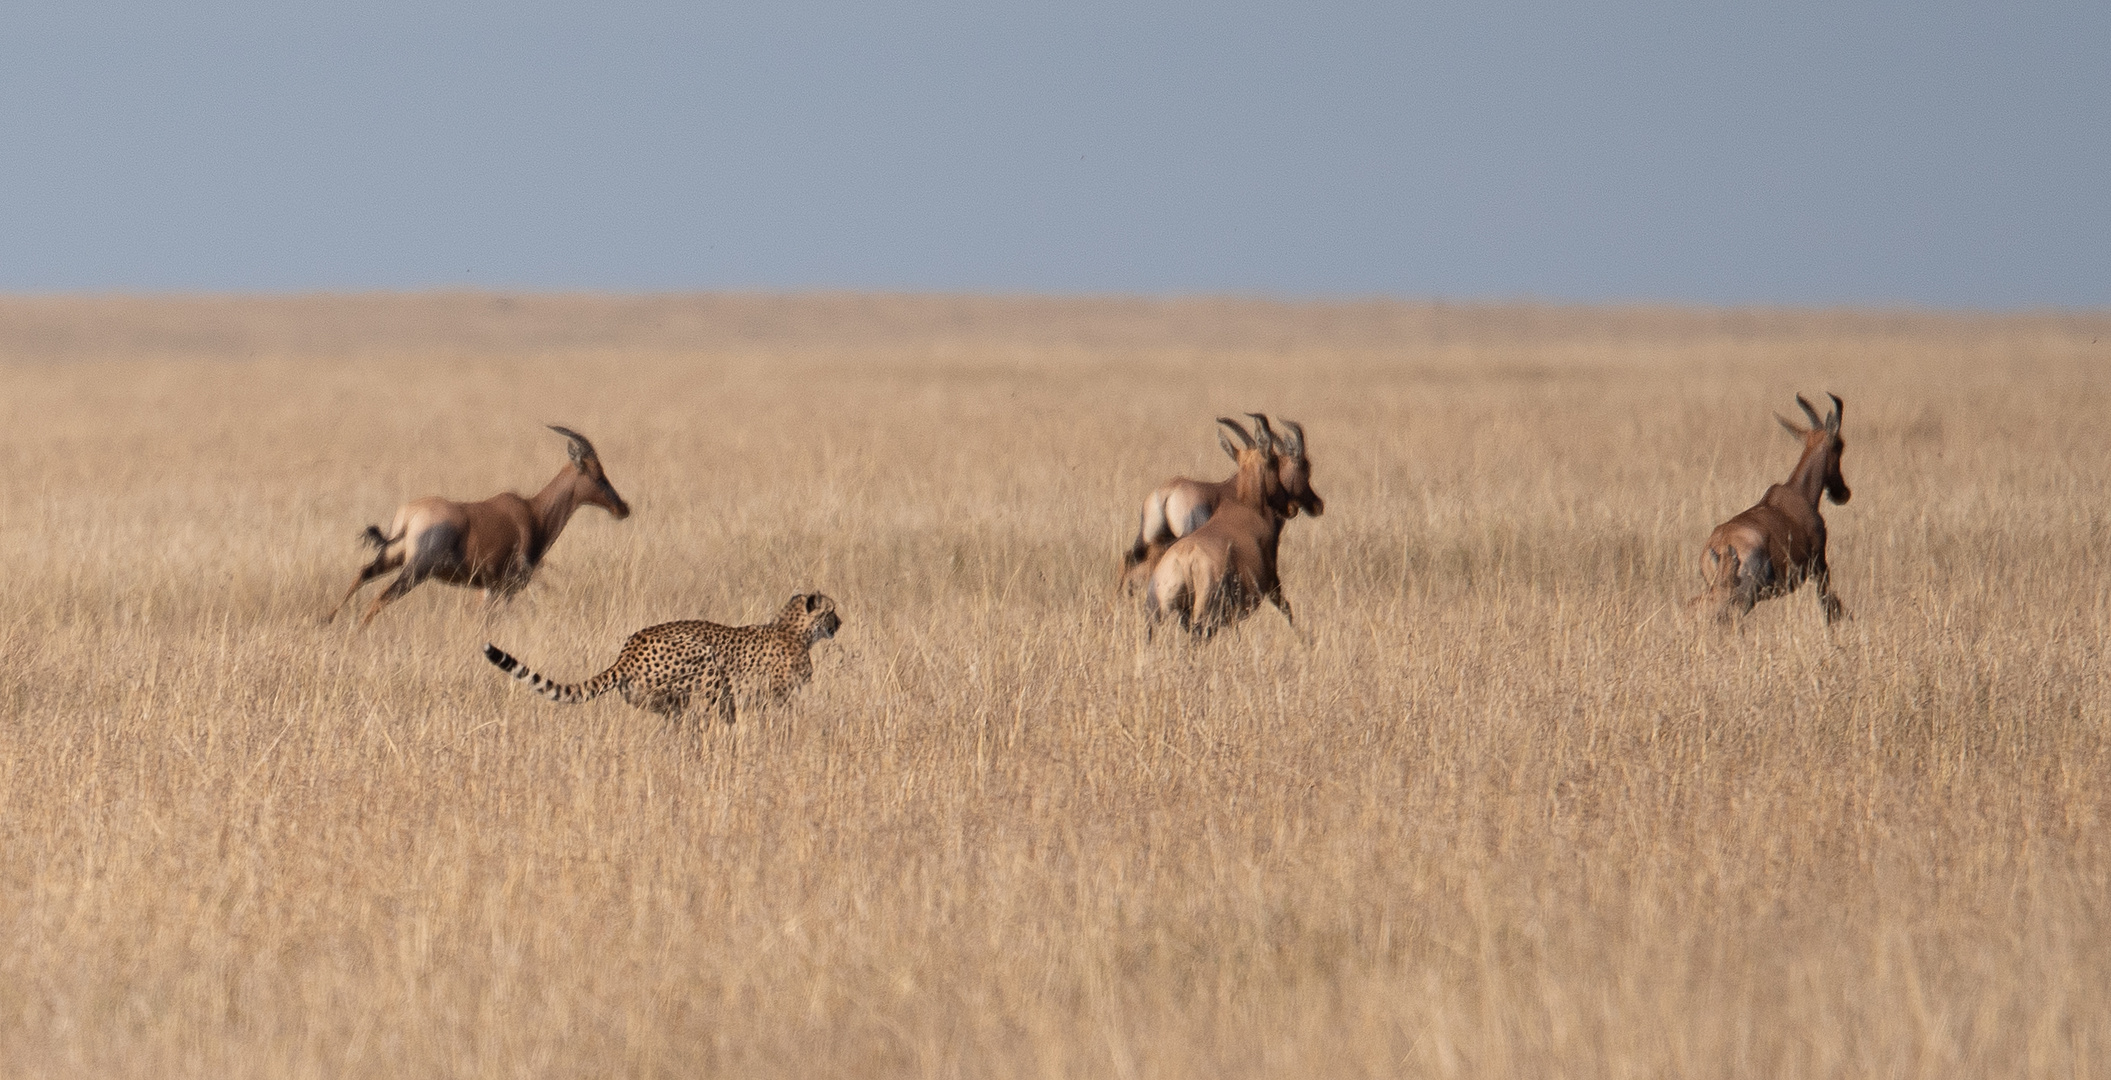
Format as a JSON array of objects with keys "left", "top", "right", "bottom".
[{"left": 804, "top": 594, "right": 821, "bottom": 612}]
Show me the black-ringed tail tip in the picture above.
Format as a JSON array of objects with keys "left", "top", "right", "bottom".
[{"left": 483, "top": 642, "right": 594, "bottom": 704}]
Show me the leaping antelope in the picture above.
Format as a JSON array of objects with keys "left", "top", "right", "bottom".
[
  {"left": 1145, "top": 415, "right": 1299, "bottom": 638},
  {"left": 1691, "top": 394, "right": 1851, "bottom": 625},
  {"left": 325, "top": 426, "right": 632, "bottom": 627},
  {"left": 1122, "top": 414, "right": 1322, "bottom": 592}
]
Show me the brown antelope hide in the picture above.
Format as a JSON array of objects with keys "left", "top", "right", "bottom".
[
  {"left": 1144, "top": 415, "right": 1300, "bottom": 638},
  {"left": 1691, "top": 393, "right": 1851, "bottom": 625},
  {"left": 325, "top": 426, "right": 632, "bottom": 627},
  {"left": 1122, "top": 414, "right": 1322, "bottom": 592}
]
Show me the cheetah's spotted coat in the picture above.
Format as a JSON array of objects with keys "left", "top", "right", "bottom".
[{"left": 484, "top": 593, "right": 841, "bottom": 725}]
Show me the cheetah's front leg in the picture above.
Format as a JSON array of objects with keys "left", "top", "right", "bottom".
[{"left": 691, "top": 667, "right": 736, "bottom": 726}]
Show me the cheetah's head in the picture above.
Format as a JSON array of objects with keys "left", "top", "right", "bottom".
[{"left": 780, "top": 592, "right": 842, "bottom": 645}]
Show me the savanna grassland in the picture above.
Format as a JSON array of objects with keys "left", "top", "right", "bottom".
[{"left": 1, "top": 293, "right": 2107, "bottom": 1078}]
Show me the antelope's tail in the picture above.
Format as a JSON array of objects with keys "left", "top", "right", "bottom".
[
  {"left": 1127, "top": 490, "right": 1174, "bottom": 571},
  {"left": 360, "top": 524, "right": 402, "bottom": 550},
  {"left": 1123, "top": 535, "right": 1150, "bottom": 571},
  {"left": 483, "top": 644, "right": 617, "bottom": 705}
]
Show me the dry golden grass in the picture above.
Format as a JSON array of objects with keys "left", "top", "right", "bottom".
[{"left": 1, "top": 293, "right": 2107, "bottom": 1078}]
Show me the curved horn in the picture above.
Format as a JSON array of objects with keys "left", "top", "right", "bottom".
[
  {"left": 1776, "top": 413, "right": 1805, "bottom": 437},
  {"left": 1216, "top": 416, "right": 1256, "bottom": 450},
  {"left": 1281, "top": 419, "right": 1308, "bottom": 458},
  {"left": 1796, "top": 395, "right": 1822, "bottom": 428},
  {"left": 1246, "top": 413, "right": 1279, "bottom": 453},
  {"left": 1826, "top": 392, "right": 1843, "bottom": 434},
  {"left": 548, "top": 425, "right": 597, "bottom": 465}
]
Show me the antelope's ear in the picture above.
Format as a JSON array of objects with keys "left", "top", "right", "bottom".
[{"left": 1775, "top": 413, "right": 1805, "bottom": 437}]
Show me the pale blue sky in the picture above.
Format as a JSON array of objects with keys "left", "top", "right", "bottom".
[{"left": 2, "top": 2, "right": 2104, "bottom": 305}]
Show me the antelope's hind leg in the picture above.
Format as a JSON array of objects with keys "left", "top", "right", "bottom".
[
  {"left": 358, "top": 565, "right": 433, "bottom": 626},
  {"left": 356, "top": 523, "right": 462, "bottom": 627},
  {"left": 325, "top": 554, "right": 396, "bottom": 624},
  {"left": 1691, "top": 545, "right": 1757, "bottom": 627}
]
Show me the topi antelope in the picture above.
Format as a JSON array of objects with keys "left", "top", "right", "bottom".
[
  {"left": 1145, "top": 415, "right": 1299, "bottom": 638},
  {"left": 1691, "top": 394, "right": 1851, "bottom": 625},
  {"left": 1122, "top": 414, "right": 1322, "bottom": 592},
  {"left": 325, "top": 426, "right": 631, "bottom": 627}
]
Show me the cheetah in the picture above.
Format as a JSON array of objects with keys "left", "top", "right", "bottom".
[{"left": 483, "top": 592, "right": 842, "bottom": 725}]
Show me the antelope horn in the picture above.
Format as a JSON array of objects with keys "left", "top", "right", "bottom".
[
  {"left": 1282, "top": 419, "right": 1307, "bottom": 458},
  {"left": 1796, "top": 395, "right": 1822, "bottom": 428},
  {"left": 1246, "top": 413, "right": 1279, "bottom": 452},
  {"left": 1216, "top": 416, "right": 1256, "bottom": 449},
  {"left": 1776, "top": 413, "right": 1805, "bottom": 437},
  {"left": 548, "top": 425, "right": 597, "bottom": 465},
  {"left": 1826, "top": 392, "right": 1843, "bottom": 434}
]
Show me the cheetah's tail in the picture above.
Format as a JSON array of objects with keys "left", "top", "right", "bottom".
[{"left": 483, "top": 644, "right": 614, "bottom": 705}]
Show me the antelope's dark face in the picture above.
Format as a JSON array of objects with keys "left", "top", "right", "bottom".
[
  {"left": 1219, "top": 414, "right": 1300, "bottom": 518},
  {"left": 1777, "top": 394, "right": 1848, "bottom": 506},
  {"left": 1804, "top": 393, "right": 1848, "bottom": 505},
  {"left": 550, "top": 425, "right": 631, "bottom": 519},
  {"left": 574, "top": 456, "right": 632, "bottom": 519},
  {"left": 1821, "top": 430, "right": 1850, "bottom": 505},
  {"left": 1278, "top": 453, "right": 1324, "bottom": 519}
]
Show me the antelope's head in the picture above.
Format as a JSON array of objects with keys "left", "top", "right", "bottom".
[
  {"left": 1776, "top": 394, "right": 1850, "bottom": 505},
  {"left": 549, "top": 425, "right": 632, "bottom": 519},
  {"left": 1217, "top": 415, "right": 1288, "bottom": 515},
  {"left": 1271, "top": 417, "right": 1324, "bottom": 519}
]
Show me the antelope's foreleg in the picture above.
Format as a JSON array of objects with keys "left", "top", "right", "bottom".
[
  {"left": 483, "top": 567, "right": 531, "bottom": 612},
  {"left": 1266, "top": 585, "right": 1295, "bottom": 627},
  {"left": 478, "top": 588, "right": 519, "bottom": 627},
  {"left": 1812, "top": 557, "right": 1846, "bottom": 624}
]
